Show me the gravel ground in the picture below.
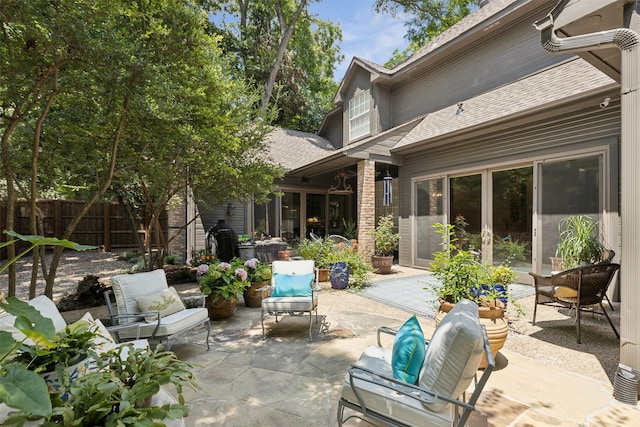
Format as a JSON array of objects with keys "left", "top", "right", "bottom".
[
  {"left": 2, "top": 251, "right": 621, "bottom": 386},
  {"left": 2, "top": 249, "right": 134, "bottom": 302}
]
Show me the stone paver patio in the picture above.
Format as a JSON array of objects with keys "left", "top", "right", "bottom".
[{"left": 154, "top": 266, "right": 640, "bottom": 427}]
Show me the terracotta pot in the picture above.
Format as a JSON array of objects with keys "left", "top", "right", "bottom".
[
  {"left": 435, "top": 300, "right": 508, "bottom": 369},
  {"left": 206, "top": 293, "right": 237, "bottom": 320},
  {"left": 244, "top": 280, "right": 270, "bottom": 308},
  {"left": 316, "top": 268, "right": 329, "bottom": 282},
  {"left": 371, "top": 255, "right": 393, "bottom": 274},
  {"left": 278, "top": 250, "right": 291, "bottom": 261}
]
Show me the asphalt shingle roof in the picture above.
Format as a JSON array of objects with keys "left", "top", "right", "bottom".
[
  {"left": 264, "top": 128, "right": 336, "bottom": 171},
  {"left": 395, "top": 58, "right": 617, "bottom": 149}
]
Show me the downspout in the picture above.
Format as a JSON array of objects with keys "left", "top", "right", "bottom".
[{"left": 535, "top": 5, "right": 640, "bottom": 397}]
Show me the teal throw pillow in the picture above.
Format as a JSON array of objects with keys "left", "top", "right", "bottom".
[
  {"left": 272, "top": 273, "right": 315, "bottom": 297},
  {"left": 391, "top": 314, "right": 426, "bottom": 384}
]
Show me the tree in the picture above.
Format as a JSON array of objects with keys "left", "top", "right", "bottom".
[
  {"left": 374, "top": 0, "right": 479, "bottom": 67},
  {"left": 1, "top": 0, "right": 281, "bottom": 295},
  {"left": 203, "top": 0, "right": 342, "bottom": 132}
]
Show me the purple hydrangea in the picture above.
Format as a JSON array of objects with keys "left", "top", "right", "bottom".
[
  {"left": 219, "top": 262, "right": 232, "bottom": 271},
  {"left": 196, "top": 264, "right": 209, "bottom": 275},
  {"left": 235, "top": 268, "right": 248, "bottom": 281},
  {"left": 244, "top": 258, "right": 259, "bottom": 269}
]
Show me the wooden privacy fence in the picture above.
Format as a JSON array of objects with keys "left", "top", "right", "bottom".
[{"left": 0, "top": 200, "right": 167, "bottom": 260}]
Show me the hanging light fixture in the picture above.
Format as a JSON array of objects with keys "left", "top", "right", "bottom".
[
  {"left": 328, "top": 171, "right": 353, "bottom": 194},
  {"left": 383, "top": 169, "right": 393, "bottom": 206}
]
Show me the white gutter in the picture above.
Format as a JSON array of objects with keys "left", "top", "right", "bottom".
[{"left": 535, "top": 3, "right": 640, "bottom": 390}]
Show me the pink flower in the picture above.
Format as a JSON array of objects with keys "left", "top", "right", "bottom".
[
  {"left": 219, "top": 262, "right": 232, "bottom": 271},
  {"left": 245, "top": 258, "right": 259, "bottom": 269},
  {"left": 196, "top": 264, "right": 209, "bottom": 275},
  {"left": 235, "top": 268, "right": 248, "bottom": 281}
]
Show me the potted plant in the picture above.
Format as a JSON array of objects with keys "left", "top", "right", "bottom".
[
  {"left": 371, "top": 214, "right": 400, "bottom": 274},
  {"left": 296, "top": 238, "right": 333, "bottom": 282},
  {"left": 198, "top": 259, "right": 249, "bottom": 320},
  {"left": 325, "top": 242, "right": 374, "bottom": 290},
  {"left": 428, "top": 222, "right": 513, "bottom": 368},
  {"left": 342, "top": 218, "right": 358, "bottom": 241},
  {"left": 242, "top": 257, "right": 272, "bottom": 308},
  {"left": 555, "top": 214, "right": 605, "bottom": 270}
]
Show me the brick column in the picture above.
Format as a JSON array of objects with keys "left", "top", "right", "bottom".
[{"left": 357, "top": 159, "right": 376, "bottom": 258}]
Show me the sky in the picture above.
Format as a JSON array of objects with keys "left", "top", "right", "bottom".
[{"left": 307, "top": 0, "right": 409, "bottom": 81}]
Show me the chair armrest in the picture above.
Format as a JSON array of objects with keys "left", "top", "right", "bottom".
[
  {"left": 106, "top": 322, "right": 143, "bottom": 341},
  {"left": 257, "top": 285, "right": 273, "bottom": 298},
  {"left": 376, "top": 325, "right": 432, "bottom": 347},
  {"left": 376, "top": 326, "right": 397, "bottom": 346},
  {"left": 182, "top": 294, "right": 206, "bottom": 308}
]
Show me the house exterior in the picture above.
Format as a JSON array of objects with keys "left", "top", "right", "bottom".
[
  {"left": 182, "top": 0, "right": 623, "bottom": 282},
  {"left": 217, "top": 0, "right": 618, "bottom": 282},
  {"left": 169, "top": 0, "right": 640, "bottom": 389}
]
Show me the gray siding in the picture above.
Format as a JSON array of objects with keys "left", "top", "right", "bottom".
[
  {"left": 374, "top": 83, "right": 392, "bottom": 133},
  {"left": 391, "top": 10, "right": 573, "bottom": 126},
  {"left": 200, "top": 204, "right": 247, "bottom": 236},
  {"left": 397, "top": 105, "right": 621, "bottom": 266},
  {"left": 322, "top": 113, "right": 343, "bottom": 148}
]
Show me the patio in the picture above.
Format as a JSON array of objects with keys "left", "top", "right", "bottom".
[{"left": 139, "top": 266, "right": 640, "bottom": 427}]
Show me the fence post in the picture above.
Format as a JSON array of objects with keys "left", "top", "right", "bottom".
[
  {"left": 103, "top": 202, "right": 111, "bottom": 252},
  {"left": 54, "top": 200, "right": 62, "bottom": 238}
]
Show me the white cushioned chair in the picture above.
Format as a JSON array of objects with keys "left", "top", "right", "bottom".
[
  {"left": 105, "top": 269, "right": 211, "bottom": 350},
  {"left": 0, "top": 295, "right": 149, "bottom": 353},
  {"left": 261, "top": 260, "right": 319, "bottom": 341},
  {"left": 337, "top": 299, "right": 494, "bottom": 427}
]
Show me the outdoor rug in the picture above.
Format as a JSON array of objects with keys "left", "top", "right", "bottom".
[{"left": 357, "top": 273, "right": 534, "bottom": 319}]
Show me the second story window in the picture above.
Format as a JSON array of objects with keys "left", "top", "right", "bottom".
[{"left": 349, "top": 90, "right": 370, "bottom": 141}]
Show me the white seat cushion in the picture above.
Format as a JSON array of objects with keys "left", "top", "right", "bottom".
[
  {"left": 340, "top": 346, "right": 453, "bottom": 427},
  {"left": 261, "top": 296, "right": 317, "bottom": 312},
  {"left": 116, "top": 307, "right": 209, "bottom": 340}
]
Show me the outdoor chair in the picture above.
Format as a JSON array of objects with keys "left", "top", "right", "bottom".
[
  {"left": 104, "top": 269, "right": 211, "bottom": 350},
  {"left": 0, "top": 295, "right": 149, "bottom": 356},
  {"left": 337, "top": 299, "right": 494, "bottom": 427},
  {"left": 260, "top": 260, "right": 319, "bottom": 341},
  {"left": 327, "top": 234, "right": 350, "bottom": 245},
  {"left": 529, "top": 263, "right": 620, "bottom": 344}
]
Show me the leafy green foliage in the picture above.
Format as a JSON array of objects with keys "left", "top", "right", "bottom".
[
  {"left": 198, "top": 258, "right": 250, "bottom": 301},
  {"left": 373, "top": 214, "right": 400, "bottom": 256},
  {"left": 325, "top": 244, "right": 374, "bottom": 290},
  {"left": 205, "top": 0, "right": 342, "bottom": 132},
  {"left": 556, "top": 215, "right": 605, "bottom": 269},
  {"left": 375, "top": 0, "right": 479, "bottom": 67},
  {"left": 296, "top": 237, "right": 334, "bottom": 269}
]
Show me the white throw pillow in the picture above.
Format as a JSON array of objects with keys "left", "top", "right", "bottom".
[
  {"left": 79, "top": 312, "right": 117, "bottom": 354},
  {"left": 135, "top": 287, "right": 185, "bottom": 323}
]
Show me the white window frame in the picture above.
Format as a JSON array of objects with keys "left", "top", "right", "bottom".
[{"left": 349, "top": 90, "right": 370, "bottom": 141}]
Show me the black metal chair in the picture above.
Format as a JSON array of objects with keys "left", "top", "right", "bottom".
[{"left": 529, "top": 263, "right": 620, "bottom": 343}]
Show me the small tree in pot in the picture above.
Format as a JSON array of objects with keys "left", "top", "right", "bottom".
[{"left": 371, "top": 214, "right": 400, "bottom": 274}]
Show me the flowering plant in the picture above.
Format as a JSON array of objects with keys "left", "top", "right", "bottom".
[
  {"left": 243, "top": 258, "right": 272, "bottom": 283},
  {"left": 199, "top": 259, "right": 249, "bottom": 302},
  {"left": 191, "top": 249, "right": 215, "bottom": 267}
]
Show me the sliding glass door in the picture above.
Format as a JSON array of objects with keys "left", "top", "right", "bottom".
[
  {"left": 537, "top": 156, "right": 601, "bottom": 274},
  {"left": 414, "top": 167, "right": 533, "bottom": 276}
]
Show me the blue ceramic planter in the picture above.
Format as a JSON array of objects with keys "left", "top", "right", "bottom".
[{"left": 329, "top": 262, "right": 350, "bottom": 289}]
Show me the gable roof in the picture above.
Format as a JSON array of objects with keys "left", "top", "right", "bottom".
[
  {"left": 264, "top": 128, "right": 336, "bottom": 171},
  {"left": 334, "top": 0, "right": 527, "bottom": 96},
  {"left": 393, "top": 58, "right": 617, "bottom": 151}
]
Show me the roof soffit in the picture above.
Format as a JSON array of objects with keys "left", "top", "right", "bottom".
[{"left": 546, "top": 0, "right": 632, "bottom": 82}]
